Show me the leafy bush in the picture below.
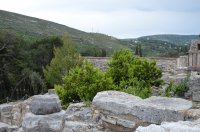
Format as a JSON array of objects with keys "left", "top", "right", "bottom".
[
  {"left": 55, "top": 60, "right": 114, "bottom": 106},
  {"left": 164, "top": 78, "right": 189, "bottom": 97},
  {"left": 118, "top": 78, "right": 151, "bottom": 99},
  {"left": 106, "top": 49, "right": 163, "bottom": 98},
  {"left": 165, "top": 80, "right": 174, "bottom": 97},
  {"left": 173, "top": 79, "right": 188, "bottom": 97}
]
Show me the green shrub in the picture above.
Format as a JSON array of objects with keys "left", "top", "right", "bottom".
[
  {"left": 55, "top": 60, "right": 114, "bottom": 106},
  {"left": 118, "top": 78, "right": 151, "bottom": 99},
  {"left": 164, "top": 78, "right": 189, "bottom": 97},
  {"left": 173, "top": 79, "right": 189, "bottom": 97},
  {"left": 165, "top": 80, "right": 174, "bottom": 97},
  {"left": 106, "top": 49, "right": 163, "bottom": 98}
]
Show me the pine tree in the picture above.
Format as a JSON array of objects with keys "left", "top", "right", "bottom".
[
  {"left": 43, "top": 34, "right": 83, "bottom": 87},
  {"left": 139, "top": 44, "right": 143, "bottom": 57},
  {"left": 135, "top": 44, "right": 139, "bottom": 56}
]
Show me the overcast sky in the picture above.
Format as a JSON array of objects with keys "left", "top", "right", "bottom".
[{"left": 0, "top": 0, "right": 200, "bottom": 38}]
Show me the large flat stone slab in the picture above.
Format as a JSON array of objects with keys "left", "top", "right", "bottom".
[{"left": 92, "top": 91, "right": 193, "bottom": 131}]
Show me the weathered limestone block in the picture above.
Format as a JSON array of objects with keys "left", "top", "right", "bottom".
[
  {"left": 65, "top": 102, "right": 105, "bottom": 131},
  {"left": 136, "top": 119, "right": 200, "bottom": 132},
  {"left": 22, "top": 110, "right": 65, "bottom": 132},
  {"left": 11, "top": 102, "right": 22, "bottom": 126},
  {"left": 177, "top": 55, "right": 188, "bottom": 68},
  {"left": 141, "top": 96, "right": 192, "bottom": 123},
  {"left": 0, "top": 104, "right": 13, "bottom": 125},
  {"left": 48, "top": 89, "right": 55, "bottom": 95},
  {"left": 66, "top": 102, "right": 92, "bottom": 122},
  {"left": 187, "top": 72, "right": 200, "bottom": 101},
  {"left": 93, "top": 91, "right": 192, "bottom": 131},
  {"left": 0, "top": 122, "right": 18, "bottom": 132},
  {"left": 31, "top": 95, "right": 61, "bottom": 115},
  {"left": 63, "top": 121, "right": 101, "bottom": 132},
  {"left": 101, "top": 114, "right": 140, "bottom": 132},
  {"left": 0, "top": 97, "right": 31, "bottom": 127},
  {"left": 10, "top": 97, "right": 32, "bottom": 127},
  {"left": 193, "top": 91, "right": 200, "bottom": 102},
  {"left": 185, "top": 109, "right": 200, "bottom": 121},
  {"left": 21, "top": 97, "right": 32, "bottom": 123}
]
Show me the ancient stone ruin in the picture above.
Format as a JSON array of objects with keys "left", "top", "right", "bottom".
[
  {"left": 178, "top": 40, "right": 200, "bottom": 69},
  {"left": 188, "top": 40, "right": 200, "bottom": 67},
  {"left": 1, "top": 90, "right": 200, "bottom": 132}
]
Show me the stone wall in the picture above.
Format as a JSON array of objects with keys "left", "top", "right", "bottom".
[
  {"left": 87, "top": 57, "right": 178, "bottom": 73},
  {"left": 87, "top": 57, "right": 109, "bottom": 72},
  {"left": 148, "top": 57, "right": 177, "bottom": 73}
]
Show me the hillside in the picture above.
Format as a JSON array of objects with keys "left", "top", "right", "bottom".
[
  {"left": 0, "top": 10, "right": 126, "bottom": 56},
  {"left": 0, "top": 10, "right": 197, "bottom": 57},
  {"left": 121, "top": 38, "right": 189, "bottom": 57}
]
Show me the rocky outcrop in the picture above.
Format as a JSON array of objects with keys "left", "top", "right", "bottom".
[
  {"left": 136, "top": 119, "right": 200, "bottom": 132},
  {"left": 92, "top": 91, "right": 193, "bottom": 131},
  {"left": 31, "top": 95, "right": 61, "bottom": 115}
]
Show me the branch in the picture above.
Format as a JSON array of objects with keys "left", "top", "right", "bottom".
[
  {"left": 10, "top": 76, "right": 28, "bottom": 98},
  {"left": 0, "top": 43, "right": 7, "bottom": 51}
]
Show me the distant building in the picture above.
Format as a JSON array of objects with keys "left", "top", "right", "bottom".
[
  {"left": 188, "top": 40, "right": 200, "bottom": 67},
  {"left": 177, "top": 40, "right": 200, "bottom": 71}
]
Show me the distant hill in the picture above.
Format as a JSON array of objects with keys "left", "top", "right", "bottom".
[
  {"left": 136, "top": 34, "right": 199, "bottom": 45},
  {"left": 0, "top": 10, "right": 198, "bottom": 57}
]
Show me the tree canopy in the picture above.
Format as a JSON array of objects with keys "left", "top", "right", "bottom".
[{"left": 43, "top": 34, "right": 83, "bottom": 87}]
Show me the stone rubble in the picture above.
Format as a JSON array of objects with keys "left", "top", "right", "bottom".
[{"left": 0, "top": 90, "right": 199, "bottom": 132}]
